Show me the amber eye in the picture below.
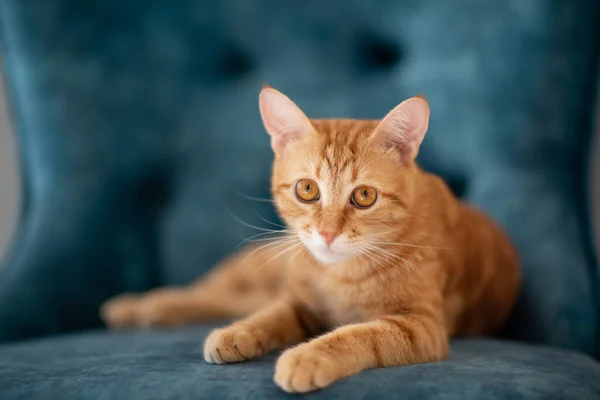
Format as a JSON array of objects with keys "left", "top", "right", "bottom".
[
  {"left": 351, "top": 185, "right": 378, "bottom": 209},
  {"left": 295, "top": 179, "right": 320, "bottom": 203}
]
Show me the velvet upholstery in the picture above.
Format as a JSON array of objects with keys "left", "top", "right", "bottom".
[
  {"left": 0, "top": 0, "right": 600, "bottom": 398},
  {"left": 1, "top": 325, "right": 600, "bottom": 400}
]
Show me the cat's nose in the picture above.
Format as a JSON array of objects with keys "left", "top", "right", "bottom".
[{"left": 319, "top": 231, "right": 339, "bottom": 246}]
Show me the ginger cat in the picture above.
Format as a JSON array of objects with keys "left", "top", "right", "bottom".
[{"left": 102, "top": 87, "right": 521, "bottom": 393}]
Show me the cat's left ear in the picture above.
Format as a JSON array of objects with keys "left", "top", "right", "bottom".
[
  {"left": 373, "top": 96, "right": 430, "bottom": 163},
  {"left": 259, "top": 87, "right": 313, "bottom": 154}
]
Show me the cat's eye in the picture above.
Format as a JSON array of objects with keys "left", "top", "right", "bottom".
[
  {"left": 295, "top": 179, "right": 320, "bottom": 203},
  {"left": 351, "top": 185, "right": 377, "bottom": 209}
]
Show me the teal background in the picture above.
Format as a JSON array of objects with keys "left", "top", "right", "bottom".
[{"left": 0, "top": 1, "right": 599, "bottom": 398}]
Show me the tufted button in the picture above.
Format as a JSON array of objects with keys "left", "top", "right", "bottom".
[
  {"left": 186, "top": 33, "right": 253, "bottom": 84},
  {"left": 137, "top": 175, "right": 171, "bottom": 213},
  {"left": 355, "top": 32, "right": 403, "bottom": 74},
  {"left": 216, "top": 44, "right": 253, "bottom": 80}
]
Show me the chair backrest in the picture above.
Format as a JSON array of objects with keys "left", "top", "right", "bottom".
[{"left": 0, "top": 0, "right": 598, "bottom": 355}]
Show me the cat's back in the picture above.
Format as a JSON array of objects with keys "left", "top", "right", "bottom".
[
  {"left": 444, "top": 200, "right": 521, "bottom": 336},
  {"left": 412, "top": 169, "right": 521, "bottom": 336}
]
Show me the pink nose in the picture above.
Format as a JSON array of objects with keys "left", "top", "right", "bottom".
[{"left": 319, "top": 231, "right": 339, "bottom": 246}]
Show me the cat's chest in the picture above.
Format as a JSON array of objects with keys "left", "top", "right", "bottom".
[
  {"left": 286, "top": 261, "right": 404, "bottom": 329},
  {"left": 304, "top": 278, "right": 374, "bottom": 328}
]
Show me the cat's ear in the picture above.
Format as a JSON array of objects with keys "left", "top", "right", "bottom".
[
  {"left": 373, "top": 96, "right": 430, "bottom": 163},
  {"left": 259, "top": 87, "right": 313, "bottom": 154}
]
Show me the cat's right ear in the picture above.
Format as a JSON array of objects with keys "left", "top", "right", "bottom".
[
  {"left": 259, "top": 87, "right": 312, "bottom": 154},
  {"left": 373, "top": 96, "right": 430, "bottom": 163}
]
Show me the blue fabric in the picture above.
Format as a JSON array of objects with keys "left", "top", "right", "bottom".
[
  {"left": 0, "top": 325, "right": 599, "bottom": 400},
  {"left": 0, "top": 0, "right": 599, "bottom": 358}
]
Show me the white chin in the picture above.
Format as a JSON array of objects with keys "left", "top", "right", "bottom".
[
  {"left": 298, "top": 233, "right": 355, "bottom": 265},
  {"left": 308, "top": 248, "right": 353, "bottom": 264}
]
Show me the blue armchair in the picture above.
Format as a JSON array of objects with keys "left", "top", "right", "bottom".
[{"left": 1, "top": 1, "right": 599, "bottom": 398}]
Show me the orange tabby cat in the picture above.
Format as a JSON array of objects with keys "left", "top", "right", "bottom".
[{"left": 102, "top": 87, "right": 521, "bottom": 393}]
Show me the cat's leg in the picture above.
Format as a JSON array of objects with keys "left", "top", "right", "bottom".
[
  {"left": 100, "top": 287, "right": 274, "bottom": 328},
  {"left": 101, "top": 244, "right": 283, "bottom": 328},
  {"left": 204, "top": 300, "right": 319, "bottom": 364},
  {"left": 274, "top": 306, "right": 447, "bottom": 393}
]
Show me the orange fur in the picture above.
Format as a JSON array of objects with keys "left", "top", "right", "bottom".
[{"left": 102, "top": 89, "right": 521, "bottom": 393}]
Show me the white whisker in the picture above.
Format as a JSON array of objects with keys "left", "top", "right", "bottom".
[
  {"left": 227, "top": 209, "right": 285, "bottom": 233},
  {"left": 235, "top": 190, "right": 274, "bottom": 203},
  {"left": 237, "top": 230, "right": 292, "bottom": 247},
  {"left": 248, "top": 235, "right": 295, "bottom": 243},
  {"left": 364, "top": 249, "right": 388, "bottom": 269},
  {"left": 252, "top": 208, "right": 288, "bottom": 229},
  {"left": 360, "top": 242, "right": 417, "bottom": 273},
  {"left": 249, "top": 240, "right": 303, "bottom": 278},
  {"left": 241, "top": 237, "right": 296, "bottom": 264},
  {"left": 369, "top": 227, "right": 406, "bottom": 237},
  {"left": 356, "top": 128, "right": 382, "bottom": 169},
  {"left": 369, "top": 241, "right": 453, "bottom": 250},
  {"left": 263, "top": 241, "right": 304, "bottom": 266},
  {"left": 287, "top": 246, "right": 306, "bottom": 265},
  {"left": 359, "top": 154, "right": 394, "bottom": 173}
]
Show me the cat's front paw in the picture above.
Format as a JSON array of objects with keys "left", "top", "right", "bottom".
[
  {"left": 274, "top": 343, "right": 340, "bottom": 393},
  {"left": 204, "top": 326, "right": 267, "bottom": 364}
]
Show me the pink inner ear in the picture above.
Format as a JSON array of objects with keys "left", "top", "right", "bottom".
[
  {"left": 270, "top": 132, "right": 298, "bottom": 154},
  {"left": 376, "top": 97, "right": 430, "bottom": 162},
  {"left": 383, "top": 136, "right": 415, "bottom": 163},
  {"left": 259, "top": 88, "right": 312, "bottom": 154}
]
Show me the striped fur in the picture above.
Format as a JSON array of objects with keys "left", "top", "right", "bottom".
[{"left": 102, "top": 92, "right": 521, "bottom": 393}]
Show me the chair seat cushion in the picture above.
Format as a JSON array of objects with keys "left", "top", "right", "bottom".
[
  {"left": 1, "top": 0, "right": 599, "bottom": 354},
  {"left": 1, "top": 325, "right": 599, "bottom": 399}
]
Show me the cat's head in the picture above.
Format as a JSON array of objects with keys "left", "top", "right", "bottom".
[{"left": 259, "top": 87, "right": 430, "bottom": 265}]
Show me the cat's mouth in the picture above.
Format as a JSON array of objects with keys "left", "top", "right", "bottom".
[
  {"left": 307, "top": 246, "right": 353, "bottom": 264},
  {"left": 299, "top": 233, "right": 355, "bottom": 265}
]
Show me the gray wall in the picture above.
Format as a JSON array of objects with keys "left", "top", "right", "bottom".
[{"left": 0, "top": 73, "right": 19, "bottom": 259}]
